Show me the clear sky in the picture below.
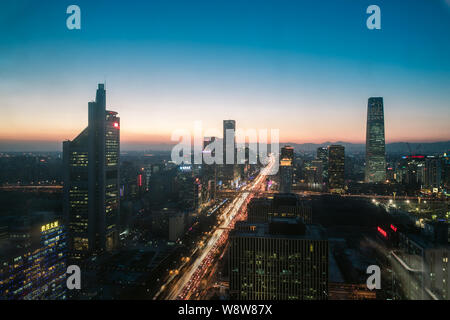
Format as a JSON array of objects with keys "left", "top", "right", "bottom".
[{"left": 1, "top": 0, "right": 450, "bottom": 151}]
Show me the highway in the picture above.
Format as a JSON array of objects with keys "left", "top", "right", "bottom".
[{"left": 154, "top": 155, "right": 276, "bottom": 300}]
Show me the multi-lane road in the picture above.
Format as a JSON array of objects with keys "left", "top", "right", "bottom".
[{"left": 154, "top": 155, "right": 276, "bottom": 300}]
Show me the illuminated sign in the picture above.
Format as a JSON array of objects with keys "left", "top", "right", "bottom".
[
  {"left": 377, "top": 226, "right": 387, "bottom": 238},
  {"left": 41, "top": 221, "right": 59, "bottom": 232},
  {"left": 280, "top": 159, "right": 292, "bottom": 166},
  {"left": 390, "top": 224, "right": 397, "bottom": 232}
]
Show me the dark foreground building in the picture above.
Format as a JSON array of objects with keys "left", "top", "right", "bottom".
[
  {"left": 229, "top": 219, "right": 328, "bottom": 300},
  {"left": 63, "top": 84, "right": 120, "bottom": 259},
  {"left": 247, "top": 193, "right": 312, "bottom": 224},
  {"left": 328, "top": 145, "right": 345, "bottom": 192}
]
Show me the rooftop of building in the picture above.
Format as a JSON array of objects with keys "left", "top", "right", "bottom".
[{"left": 231, "top": 219, "right": 325, "bottom": 241}]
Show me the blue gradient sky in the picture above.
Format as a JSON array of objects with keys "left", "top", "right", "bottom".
[{"left": 1, "top": 0, "right": 450, "bottom": 150}]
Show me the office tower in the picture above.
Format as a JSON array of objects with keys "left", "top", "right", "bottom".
[
  {"left": 304, "top": 160, "right": 323, "bottom": 185},
  {"left": 328, "top": 145, "right": 345, "bottom": 192},
  {"left": 397, "top": 155, "right": 426, "bottom": 186},
  {"left": 279, "top": 146, "right": 294, "bottom": 193},
  {"left": 222, "top": 120, "right": 238, "bottom": 185},
  {"left": 0, "top": 218, "right": 66, "bottom": 300},
  {"left": 202, "top": 137, "right": 217, "bottom": 200},
  {"left": 442, "top": 153, "right": 450, "bottom": 190},
  {"left": 316, "top": 147, "right": 328, "bottom": 182},
  {"left": 63, "top": 84, "right": 120, "bottom": 259},
  {"left": 424, "top": 156, "right": 441, "bottom": 189},
  {"left": 230, "top": 219, "right": 328, "bottom": 300},
  {"left": 175, "top": 167, "right": 201, "bottom": 212},
  {"left": 365, "top": 97, "right": 386, "bottom": 183}
]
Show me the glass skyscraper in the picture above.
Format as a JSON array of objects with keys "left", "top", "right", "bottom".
[
  {"left": 328, "top": 145, "right": 345, "bottom": 192},
  {"left": 63, "top": 84, "right": 120, "bottom": 259},
  {"left": 365, "top": 97, "right": 386, "bottom": 183},
  {"left": 222, "top": 120, "right": 237, "bottom": 185}
]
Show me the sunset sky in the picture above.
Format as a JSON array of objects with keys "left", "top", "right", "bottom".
[{"left": 1, "top": 0, "right": 450, "bottom": 151}]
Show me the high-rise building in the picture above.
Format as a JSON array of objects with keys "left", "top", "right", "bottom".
[
  {"left": 222, "top": 120, "right": 238, "bottom": 186},
  {"left": 365, "top": 97, "right": 386, "bottom": 183},
  {"left": 0, "top": 217, "right": 66, "bottom": 300},
  {"left": 202, "top": 137, "right": 217, "bottom": 200},
  {"left": 328, "top": 145, "right": 345, "bottom": 192},
  {"left": 63, "top": 84, "right": 120, "bottom": 259},
  {"left": 279, "top": 146, "right": 294, "bottom": 193},
  {"left": 424, "top": 156, "right": 442, "bottom": 189},
  {"left": 229, "top": 219, "right": 328, "bottom": 300},
  {"left": 316, "top": 147, "right": 328, "bottom": 182}
]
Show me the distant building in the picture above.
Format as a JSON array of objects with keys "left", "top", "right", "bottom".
[
  {"left": 304, "top": 160, "right": 323, "bottom": 185},
  {"left": 229, "top": 219, "right": 328, "bottom": 300},
  {"left": 63, "top": 84, "right": 120, "bottom": 259},
  {"left": 396, "top": 155, "right": 426, "bottom": 186},
  {"left": 316, "top": 147, "right": 328, "bottom": 182},
  {"left": 279, "top": 146, "right": 294, "bottom": 193},
  {"left": 151, "top": 208, "right": 186, "bottom": 242},
  {"left": 424, "top": 156, "right": 442, "bottom": 189},
  {"left": 328, "top": 145, "right": 345, "bottom": 192},
  {"left": 202, "top": 137, "right": 218, "bottom": 201},
  {"left": 175, "top": 166, "right": 201, "bottom": 212},
  {"left": 222, "top": 120, "right": 239, "bottom": 186},
  {"left": 365, "top": 97, "right": 386, "bottom": 183}
]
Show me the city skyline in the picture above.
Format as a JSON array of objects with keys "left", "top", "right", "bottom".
[
  {"left": 1, "top": 0, "right": 450, "bottom": 305},
  {"left": 1, "top": 0, "right": 450, "bottom": 151}
]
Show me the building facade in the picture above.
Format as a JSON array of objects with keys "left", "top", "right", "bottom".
[
  {"left": 365, "top": 97, "right": 386, "bottom": 183},
  {"left": 328, "top": 145, "right": 345, "bottom": 192},
  {"left": 279, "top": 146, "right": 294, "bottom": 193},
  {"left": 63, "top": 84, "right": 120, "bottom": 259},
  {"left": 230, "top": 220, "right": 328, "bottom": 300}
]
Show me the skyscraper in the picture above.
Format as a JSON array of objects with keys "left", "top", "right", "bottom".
[
  {"left": 316, "top": 147, "right": 328, "bottom": 182},
  {"left": 202, "top": 136, "right": 217, "bottom": 200},
  {"left": 365, "top": 97, "right": 386, "bottom": 183},
  {"left": 63, "top": 84, "right": 120, "bottom": 259},
  {"left": 279, "top": 146, "right": 294, "bottom": 193},
  {"left": 0, "top": 217, "right": 66, "bottom": 300},
  {"left": 222, "top": 120, "right": 237, "bottom": 185},
  {"left": 328, "top": 145, "right": 345, "bottom": 192}
]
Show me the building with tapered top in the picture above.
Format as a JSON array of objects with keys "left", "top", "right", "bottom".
[
  {"left": 63, "top": 84, "right": 120, "bottom": 259},
  {"left": 365, "top": 97, "right": 386, "bottom": 183}
]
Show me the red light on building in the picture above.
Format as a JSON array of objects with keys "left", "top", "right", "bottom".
[
  {"left": 113, "top": 122, "right": 119, "bottom": 128},
  {"left": 138, "top": 174, "right": 142, "bottom": 187},
  {"left": 377, "top": 226, "right": 387, "bottom": 238},
  {"left": 390, "top": 224, "right": 397, "bottom": 232}
]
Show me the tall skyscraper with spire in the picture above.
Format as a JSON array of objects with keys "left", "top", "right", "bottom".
[
  {"left": 63, "top": 84, "right": 120, "bottom": 259},
  {"left": 365, "top": 97, "right": 386, "bottom": 183}
]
